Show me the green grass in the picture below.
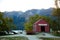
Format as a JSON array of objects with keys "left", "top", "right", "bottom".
[
  {"left": 39, "top": 38, "right": 60, "bottom": 40},
  {"left": 0, "top": 36, "right": 29, "bottom": 40},
  {"left": 54, "top": 33, "right": 60, "bottom": 36}
]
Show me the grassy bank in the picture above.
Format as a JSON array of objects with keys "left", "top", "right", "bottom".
[
  {"left": 0, "top": 36, "right": 29, "bottom": 40},
  {"left": 43, "top": 38, "right": 60, "bottom": 40}
]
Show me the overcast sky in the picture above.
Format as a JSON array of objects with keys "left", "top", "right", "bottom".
[{"left": 0, "top": 0, "right": 54, "bottom": 12}]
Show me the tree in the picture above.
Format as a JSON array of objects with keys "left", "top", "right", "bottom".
[
  {"left": 52, "top": 0, "right": 60, "bottom": 31},
  {"left": 0, "top": 12, "right": 16, "bottom": 32}
]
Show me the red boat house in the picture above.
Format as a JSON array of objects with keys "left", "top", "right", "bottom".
[{"left": 33, "top": 19, "right": 50, "bottom": 33}]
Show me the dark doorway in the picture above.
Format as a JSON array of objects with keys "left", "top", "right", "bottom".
[{"left": 41, "top": 26, "right": 45, "bottom": 32}]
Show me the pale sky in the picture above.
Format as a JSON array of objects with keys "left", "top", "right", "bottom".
[{"left": 0, "top": 0, "right": 54, "bottom": 12}]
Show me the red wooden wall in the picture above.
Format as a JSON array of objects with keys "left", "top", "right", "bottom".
[{"left": 33, "top": 19, "right": 50, "bottom": 33}]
